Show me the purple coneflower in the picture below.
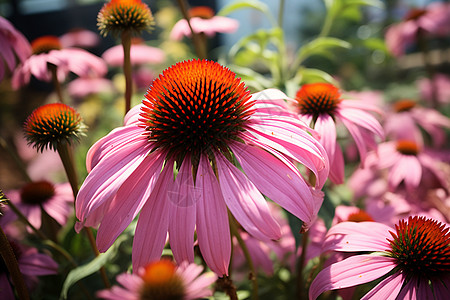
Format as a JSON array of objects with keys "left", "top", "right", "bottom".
[
  {"left": 76, "top": 59, "right": 328, "bottom": 275},
  {"left": 310, "top": 216, "right": 450, "bottom": 299},
  {"left": 102, "top": 38, "right": 165, "bottom": 67}
]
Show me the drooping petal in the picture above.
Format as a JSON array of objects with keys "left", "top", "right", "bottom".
[
  {"left": 195, "top": 155, "right": 231, "bottom": 276},
  {"left": 328, "top": 142, "right": 345, "bottom": 184},
  {"left": 96, "top": 152, "right": 165, "bottom": 252},
  {"left": 168, "top": 157, "right": 197, "bottom": 264},
  {"left": 132, "top": 161, "right": 173, "bottom": 270},
  {"left": 309, "top": 255, "right": 396, "bottom": 300},
  {"left": 315, "top": 114, "right": 337, "bottom": 165},
  {"left": 215, "top": 153, "right": 281, "bottom": 241},
  {"left": 388, "top": 155, "right": 422, "bottom": 190},
  {"left": 19, "top": 249, "right": 59, "bottom": 275},
  {"left": 230, "top": 141, "right": 316, "bottom": 225},
  {"left": 361, "top": 271, "right": 404, "bottom": 300}
]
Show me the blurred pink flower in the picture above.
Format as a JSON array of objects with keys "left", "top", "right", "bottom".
[
  {"left": 0, "top": 237, "right": 58, "bottom": 299},
  {"left": 2, "top": 181, "right": 74, "bottom": 229},
  {"left": 365, "top": 140, "right": 448, "bottom": 191},
  {"left": 384, "top": 99, "right": 450, "bottom": 148},
  {"left": 311, "top": 216, "right": 450, "bottom": 299},
  {"left": 12, "top": 35, "right": 107, "bottom": 89},
  {"left": 102, "top": 38, "right": 165, "bottom": 66},
  {"left": 59, "top": 28, "right": 100, "bottom": 48},
  {"left": 67, "top": 77, "right": 115, "bottom": 99},
  {"left": 97, "top": 260, "right": 216, "bottom": 300},
  {"left": 0, "top": 16, "right": 31, "bottom": 83},
  {"left": 418, "top": 73, "right": 450, "bottom": 105},
  {"left": 294, "top": 83, "right": 384, "bottom": 184},
  {"left": 75, "top": 60, "right": 328, "bottom": 275},
  {"left": 170, "top": 6, "right": 239, "bottom": 40},
  {"left": 385, "top": 3, "right": 450, "bottom": 56},
  {"left": 132, "top": 67, "right": 157, "bottom": 91}
]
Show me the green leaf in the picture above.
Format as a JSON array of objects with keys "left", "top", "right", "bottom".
[
  {"left": 297, "top": 68, "right": 338, "bottom": 85},
  {"left": 60, "top": 234, "right": 127, "bottom": 299},
  {"left": 343, "top": 0, "right": 384, "bottom": 9},
  {"left": 217, "top": 0, "right": 277, "bottom": 26},
  {"left": 296, "top": 37, "right": 351, "bottom": 64}
]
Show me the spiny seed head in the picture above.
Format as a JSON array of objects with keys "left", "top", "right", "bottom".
[
  {"left": 396, "top": 140, "right": 419, "bottom": 156},
  {"left": 31, "top": 36, "right": 62, "bottom": 55},
  {"left": 387, "top": 216, "right": 450, "bottom": 280},
  {"left": 347, "top": 209, "right": 374, "bottom": 222},
  {"left": 20, "top": 181, "right": 55, "bottom": 205},
  {"left": 139, "top": 260, "right": 185, "bottom": 300},
  {"left": 295, "top": 83, "right": 342, "bottom": 118},
  {"left": 393, "top": 99, "right": 416, "bottom": 112},
  {"left": 97, "top": 0, "right": 154, "bottom": 37},
  {"left": 188, "top": 6, "right": 215, "bottom": 19},
  {"left": 140, "top": 59, "right": 253, "bottom": 163},
  {"left": 24, "top": 103, "right": 86, "bottom": 152}
]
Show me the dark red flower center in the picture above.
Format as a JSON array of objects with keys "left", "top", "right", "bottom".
[
  {"left": 139, "top": 260, "right": 185, "bottom": 300},
  {"left": 20, "top": 181, "right": 55, "bottom": 205},
  {"left": 347, "top": 209, "right": 374, "bottom": 222},
  {"left": 404, "top": 8, "right": 427, "bottom": 21},
  {"left": 140, "top": 59, "right": 253, "bottom": 163},
  {"left": 393, "top": 99, "right": 416, "bottom": 112},
  {"left": 396, "top": 140, "right": 419, "bottom": 156},
  {"left": 31, "top": 36, "right": 62, "bottom": 55},
  {"left": 189, "top": 6, "right": 215, "bottom": 19},
  {"left": 295, "top": 83, "right": 342, "bottom": 118},
  {"left": 387, "top": 216, "right": 450, "bottom": 280}
]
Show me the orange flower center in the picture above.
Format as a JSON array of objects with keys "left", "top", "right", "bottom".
[
  {"left": 396, "top": 140, "right": 419, "bottom": 156},
  {"left": 387, "top": 216, "right": 450, "bottom": 280},
  {"left": 347, "top": 210, "right": 374, "bottom": 222},
  {"left": 139, "top": 260, "right": 185, "bottom": 300},
  {"left": 20, "top": 181, "right": 55, "bottom": 205},
  {"left": 393, "top": 99, "right": 416, "bottom": 112},
  {"left": 140, "top": 59, "right": 253, "bottom": 162},
  {"left": 31, "top": 36, "right": 62, "bottom": 55},
  {"left": 295, "top": 83, "right": 342, "bottom": 118},
  {"left": 188, "top": 6, "right": 215, "bottom": 19}
]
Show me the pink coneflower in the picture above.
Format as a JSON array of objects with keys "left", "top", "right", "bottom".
[
  {"left": 0, "top": 237, "right": 58, "bottom": 299},
  {"left": 365, "top": 140, "right": 448, "bottom": 191},
  {"left": 384, "top": 99, "right": 450, "bottom": 148},
  {"left": 76, "top": 59, "right": 328, "bottom": 275},
  {"left": 2, "top": 181, "right": 74, "bottom": 229},
  {"left": 67, "top": 77, "right": 115, "bottom": 99},
  {"left": 170, "top": 6, "right": 239, "bottom": 40},
  {"left": 418, "top": 73, "right": 450, "bottom": 105},
  {"left": 310, "top": 216, "right": 450, "bottom": 299},
  {"left": 0, "top": 16, "right": 31, "bottom": 83},
  {"left": 385, "top": 2, "right": 450, "bottom": 56},
  {"left": 59, "top": 28, "right": 100, "bottom": 48},
  {"left": 12, "top": 35, "right": 107, "bottom": 89},
  {"left": 97, "top": 259, "right": 217, "bottom": 300},
  {"left": 294, "top": 83, "right": 384, "bottom": 184},
  {"left": 102, "top": 38, "right": 165, "bottom": 67}
]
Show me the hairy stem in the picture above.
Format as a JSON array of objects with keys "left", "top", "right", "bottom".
[
  {"left": 176, "top": 0, "right": 207, "bottom": 59},
  {"left": 121, "top": 29, "right": 133, "bottom": 115}
]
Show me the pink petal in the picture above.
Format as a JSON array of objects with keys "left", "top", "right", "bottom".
[
  {"left": 132, "top": 161, "right": 173, "bottom": 269},
  {"left": 19, "top": 249, "right": 58, "bottom": 275},
  {"left": 168, "top": 157, "right": 197, "bottom": 264},
  {"left": 361, "top": 271, "right": 404, "bottom": 300},
  {"left": 328, "top": 142, "right": 344, "bottom": 184},
  {"left": 96, "top": 152, "right": 165, "bottom": 252},
  {"left": 215, "top": 153, "right": 281, "bottom": 241},
  {"left": 195, "top": 155, "right": 230, "bottom": 276},
  {"left": 315, "top": 114, "right": 337, "bottom": 165},
  {"left": 230, "top": 142, "right": 317, "bottom": 225},
  {"left": 388, "top": 155, "right": 422, "bottom": 190},
  {"left": 309, "top": 255, "right": 396, "bottom": 300},
  {"left": 0, "top": 273, "right": 14, "bottom": 299}
]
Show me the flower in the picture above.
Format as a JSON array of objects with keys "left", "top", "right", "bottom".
[
  {"left": 365, "top": 140, "right": 448, "bottom": 191},
  {"left": 385, "top": 2, "right": 450, "bottom": 56},
  {"left": 97, "top": 259, "right": 217, "bottom": 300},
  {"left": 12, "top": 35, "right": 107, "bottom": 89},
  {"left": 67, "top": 77, "right": 115, "bottom": 99},
  {"left": 0, "top": 237, "right": 59, "bottom": 299},
  {"left": 293, "top": 83, "right": 384, "bottom": 184},
  {"left": 310, "top": 216, "right": 450, "bottom": 299},
  {"left": 2, "top": 181, "right": 74, "bottom": 230},
  {"left": 384, "top": 99, "right": 450, "bottom": 148},
  {"left": 418, "top": 73, "right": 450, "bottom": 105},
  {"left": 102, "top": 38, "right": 165, "bottom": 66},
  {"left": 97, "top": 0, "right": 154, "bottom": 37},
  {"left": 59, "top": 28, "right": 100, "bottom": 48},
  {"left": 0, "top": 16, "right": 31, "bottom": 83},
  {"left": 76, "top": 59, "right": 328, "bottom": 275},
  {"left": 23, "top": 103, "right": 86, "bottom": 152},
  {"left": 170, "top": 6, "right": 239, "bottom": 40}
]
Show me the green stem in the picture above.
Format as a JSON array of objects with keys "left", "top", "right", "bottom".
[
  {"left": 0, "top": 226, "right": 30, "bottom": 300},
  {"left": 318, "top": 8, "right": 335, "bottom": 38},
  {"left": 48, "top": 63, "right": 65, "bottom": 103},
  {"left": 278, "top": 0, "right": 285, "bottom": 28},
  {"left": 176, "top": 0, "right": 207, "bottom": 59},
  {"left": 0, "top": 136, "right": 32, "bottom": 182},
  {"left": 229, "top": 211, "right": 259, "bottom": 300},
  {"left": 121, "top": 30, "right": 133, "bottom": 115},
  {"left": 297, "top": 231, "right": 309, "bottom": 300}
]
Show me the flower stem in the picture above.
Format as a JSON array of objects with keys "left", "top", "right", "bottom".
[
  {"left": 48, "top": 63, "right": 65, "bottom": 103},
  {"left": 121, "top": 29, "right": 133, "bottom": 115},
  {"left": 278, "top": 0, "right": 285, "bottom": 28},
  {"left": 229, "top": 212, "right": 259, "bottom": 300},
  {"left": 0, "top": 226, "right": 30, "bottom": 300},
  {"left": 0, "top": 136, "right": 32, "bottom": 182},
  {"left": 175, "top": 0, "right": 207, "bottom": 59},
  {"left": 297, "top": 230, "right": 309, "bottom": 300}
]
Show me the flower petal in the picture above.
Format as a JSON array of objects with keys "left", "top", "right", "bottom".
[{"left": 361, "top": 271, "right": 404, "bottom": 300}]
